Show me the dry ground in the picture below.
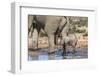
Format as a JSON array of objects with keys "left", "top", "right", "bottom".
[{"left": 28, "top": 36, "right": 88, "bottom": 49}]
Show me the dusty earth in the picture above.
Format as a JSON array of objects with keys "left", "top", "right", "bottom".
[{"left": 28, "top": 36, "right": 88, "bottom": 49}]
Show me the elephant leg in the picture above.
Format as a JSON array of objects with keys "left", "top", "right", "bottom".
[
  {"left": 32, "top": 29, "right": 38, "bottom": 49},
  {"left": 54, "top": 34, "right": 58, "bottom": 47},
  {"left": 72, "top": 41, "right": 77, "bottom": 54},
  {"left": 61, "top": 36, "right": 69, "bottom": 56},
  {"left": 48, "top": 34, "right": 55, "bottom": 54},
  {"left": 62, "top": 42, "right": 67, "bottom": 56},
  {"left": 28, "top": 24, "right": 33, "bottom": 38}
]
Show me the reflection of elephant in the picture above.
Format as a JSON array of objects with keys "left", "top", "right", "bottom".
[{"left": 28, "top": 15, "right": 70, "bottom": 54}]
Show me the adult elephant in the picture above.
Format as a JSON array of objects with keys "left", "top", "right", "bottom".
[{"left": 28, "top": 15, "right": 69, "bottom": 54}]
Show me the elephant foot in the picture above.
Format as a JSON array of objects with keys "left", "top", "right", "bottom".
[
  {"left": 63, "top": 56, "right": 67, "bottom": 59},
  {"left": 48, "top": 51, "right": 55, "bottom": 54},
  {"left": 62, "top": 50, "right": 67, "bottom": 56},
  {"left": 62, "top": 52, "right": 67, "bottom": 56},
  {"left": 33, "top": 46, "right": 38, "bottom": 50},
  {"left": 72, "top": 50, "right": 77, "bottom": 54}
]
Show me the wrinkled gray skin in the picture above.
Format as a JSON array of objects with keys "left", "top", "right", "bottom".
[
  {"left": 60, "top": 16, "right": 88, "bottom": 56},
  {"left": 61, "top": 23, "right": 78, "bottom": 56},
  {"left": 28, "top": 15, "right": 69, "bottom": 53}
]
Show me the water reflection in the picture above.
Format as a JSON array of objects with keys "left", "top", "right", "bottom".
[
  {"left": 38, "top": 55, "right": 48, "bottom": 60},
  {"left": 28, "top": 48, "right": 88, "bottom": 61}
]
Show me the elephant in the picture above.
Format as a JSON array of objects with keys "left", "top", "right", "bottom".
[
  {"left": 60, "top": 16, "right": 88, "bottom": 56},
  {"left": 61, "top": 24, "right": 78, "bottom": 56},
  {"left": 28, "top": 15, "right": 70, "bottom": 54}
]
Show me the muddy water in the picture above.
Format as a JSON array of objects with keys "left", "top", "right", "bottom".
[{"left": 28, "top": 48, "right": 88, "bottom": 61}]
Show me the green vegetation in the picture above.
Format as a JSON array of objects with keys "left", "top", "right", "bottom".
[{"left": 69, "top": 17, "right": 88, "bottom": 36}]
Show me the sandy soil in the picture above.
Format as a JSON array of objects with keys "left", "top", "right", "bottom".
[{"left": 28, "top": 36, "right": 88, "bottom": 49}]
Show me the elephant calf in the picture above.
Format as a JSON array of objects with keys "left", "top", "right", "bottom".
[{"left": 61, "top": 24, "right": 78, "bottom": 56}]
